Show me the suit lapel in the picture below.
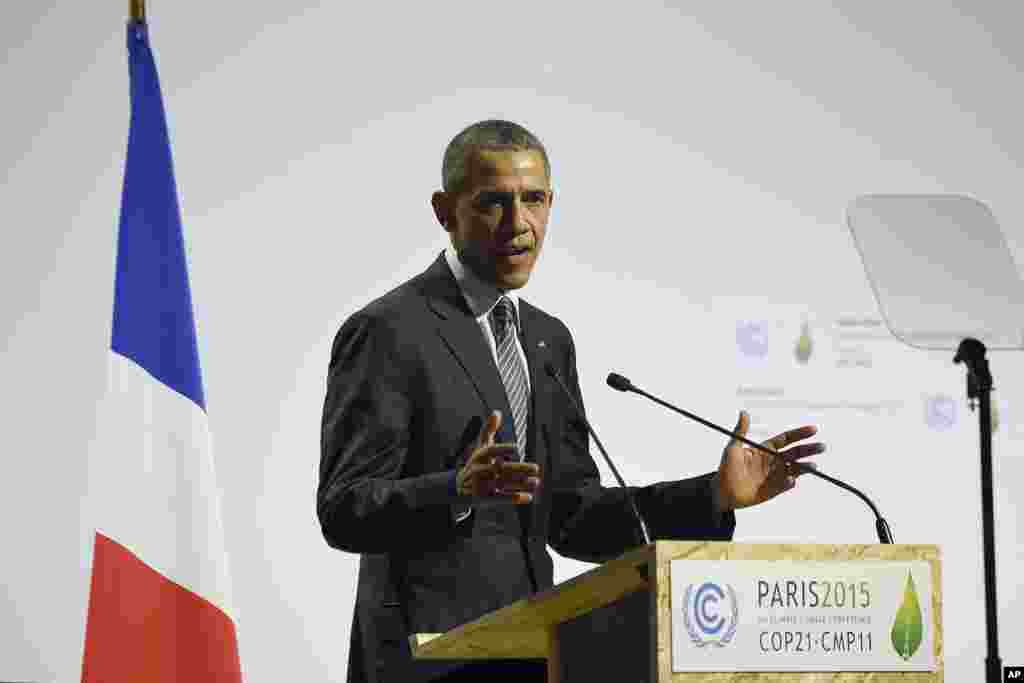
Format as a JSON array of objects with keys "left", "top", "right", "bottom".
[
  {"left": 518, "top": 300, "right": 554, "bottom": 537},
  {"left": 421, "top": 255, "right": 512, "bottom": 425},
  {"left": 420, "top": 255, "right": 552, "bottom": 539},
  {"left": 518, "top": 301, "right": 551, "bottom": 468}
]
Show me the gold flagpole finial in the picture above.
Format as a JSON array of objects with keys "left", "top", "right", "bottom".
[{"left": 130, "top": 0, "right": 146, "bottom": 22}]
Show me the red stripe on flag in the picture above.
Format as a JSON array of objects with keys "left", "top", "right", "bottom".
[{"left": 81, "top": 532, "right": 241, "bottom": 682}]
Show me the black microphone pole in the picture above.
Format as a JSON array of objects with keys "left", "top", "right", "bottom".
[
  {"left": 606, "top": 372, "right": 894, "bottom": 544},
  {"left": 954, "top": 338, "right": 1002, "bottom": 683},
  {"left": 543, "top": 361, "right": 651, "bottom": 546}
]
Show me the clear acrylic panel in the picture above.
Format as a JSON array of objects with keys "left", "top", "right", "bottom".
[{"left": 846, "top": 194, "right": 1024, "bottom": 351}]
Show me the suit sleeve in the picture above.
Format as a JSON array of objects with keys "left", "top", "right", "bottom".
[
  {"left": 317, "top": 312, "right": 456, "bottom": 554},
  {"left": 546, "top": 330, "right": 736, "bottom": 563}
]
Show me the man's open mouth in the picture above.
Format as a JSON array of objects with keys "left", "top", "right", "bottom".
[{"left": 496, "top": 245, "right": 530, "bottom": 256}]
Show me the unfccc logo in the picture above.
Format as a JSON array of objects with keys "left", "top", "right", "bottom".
[{"left": 682, "top": 582, "right": 739, "bottom": 648}]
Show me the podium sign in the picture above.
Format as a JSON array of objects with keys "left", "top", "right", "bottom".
[
  {"left": 671, "top": 560, "right": 936, "bottom": 673},
  {"left": 412, "top": 542, "right": 942, "bottom": 682}
]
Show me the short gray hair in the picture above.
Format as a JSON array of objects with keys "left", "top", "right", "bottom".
[{"left": 442, "top": 119, "right": 551, "bottom": 194}]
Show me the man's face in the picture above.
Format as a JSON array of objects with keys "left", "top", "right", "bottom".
[{"left": 435, "top": 148, "right": 553, "bottom": 290}]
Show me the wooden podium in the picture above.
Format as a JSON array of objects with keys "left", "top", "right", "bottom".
[{"left": 411, "top": 541, "right": 942, "bottom": 682}]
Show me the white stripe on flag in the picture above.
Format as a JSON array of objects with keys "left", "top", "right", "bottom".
[{"left": 87, "top": 351, "right": 235, "bottom": 620}]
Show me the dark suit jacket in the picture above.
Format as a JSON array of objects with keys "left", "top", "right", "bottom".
[{"left": 318, "top": 254, "right": 735, "bottom": 682}]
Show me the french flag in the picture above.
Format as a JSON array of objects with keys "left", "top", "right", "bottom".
[{"left": 81, "top": 20, "right": 242, "bottom": 682}]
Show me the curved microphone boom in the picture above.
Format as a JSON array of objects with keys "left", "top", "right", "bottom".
[
  {"left": 606, "top": 373, "right": 894, "bottom": 544},
  {"left": 542, "top": 358, "right": 651, "bottom": 546}
]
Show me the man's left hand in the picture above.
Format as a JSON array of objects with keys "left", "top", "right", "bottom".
[{"left": 716, "top": 411, "right": 824, "bottom": 511}]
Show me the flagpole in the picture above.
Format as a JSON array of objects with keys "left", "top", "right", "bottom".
[{"left": 130, "top": 0, "right": 145, "bottom": 22}]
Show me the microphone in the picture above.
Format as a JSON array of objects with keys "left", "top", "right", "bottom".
[
  {"left": 540, "top": 345, "right": 651, "bottom": 546},
  {"left": 606, "top": 373, "right": 894, "bottom": 544}
]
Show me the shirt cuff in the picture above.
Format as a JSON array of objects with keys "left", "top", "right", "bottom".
[
  {"left": 709, "top": 472, "right": 726, "bottom": 526},
  {"left": 450, "top": 471, "right": 473, "bottom": 524}
]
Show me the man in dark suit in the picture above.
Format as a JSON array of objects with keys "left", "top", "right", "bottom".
[{"left": 318, "top": 120, "right": 823, "bottom": 682}]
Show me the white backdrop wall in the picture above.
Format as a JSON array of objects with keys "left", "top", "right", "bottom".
[{"left": 3, "top": 2, "right": 1022, "bottom": 681}]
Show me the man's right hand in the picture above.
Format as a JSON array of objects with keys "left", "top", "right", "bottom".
[{"left": 456, "top": 411, "right": 541, "bottom": 504}]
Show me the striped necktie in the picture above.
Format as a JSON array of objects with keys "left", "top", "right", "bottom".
[{"left": 490, "top": 296, "right": 530, "bottom": 460}]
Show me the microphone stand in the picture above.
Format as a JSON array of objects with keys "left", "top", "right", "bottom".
[
  {"left": 954, "top": 339, "right": 1002, "bottom": 683},
  {"left": 608, "top": 373, "right": 894, "bottom": 544},
  {"left": 544, "top": 364, "right": 651, "bottom": 546}
]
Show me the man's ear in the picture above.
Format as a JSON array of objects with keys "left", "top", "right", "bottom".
[{"left": 431, "top": 191, "right": 453, "bottom": 232}]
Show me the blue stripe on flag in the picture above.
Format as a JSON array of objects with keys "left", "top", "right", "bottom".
[{"left": 112, "top": 22, "right": 205, "bottom": 410}]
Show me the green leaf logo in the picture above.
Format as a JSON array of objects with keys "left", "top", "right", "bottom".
[
  {"left": 794, "top": 321, "right": 813, "bottom": 364},
  {"left": 890, "top": 570, "right": 924, "bottom": 660}
]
